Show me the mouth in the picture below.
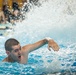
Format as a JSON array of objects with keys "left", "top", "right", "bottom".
[{"left": 18, "top": 55, "right": 21, "bottom": 60}]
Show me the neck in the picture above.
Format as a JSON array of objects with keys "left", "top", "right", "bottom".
[{"left": 6, "top": 56, "right": 15, "bottom": 62}]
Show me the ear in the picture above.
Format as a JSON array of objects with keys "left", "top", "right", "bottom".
[{"left": 6, "top": 51, "right": 11, "bottom": 55}]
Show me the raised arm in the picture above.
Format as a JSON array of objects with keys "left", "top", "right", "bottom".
[{"left": 22, "top": 37, "right": 60, "bottom": 53}]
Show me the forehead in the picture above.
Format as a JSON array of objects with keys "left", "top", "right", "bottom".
[{"left": 12, "top": 44, "right": 21, "bottom": 49}]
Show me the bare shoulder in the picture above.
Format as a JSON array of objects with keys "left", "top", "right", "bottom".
[
  {"left": 0, "top": 11, "right": 3, "bottom": 14},
  {"left": 2, "top": 57, "right": 8, "bottom": 62},
  {"left": 21, "top": 44, "right": 32, "bottom": 53}
]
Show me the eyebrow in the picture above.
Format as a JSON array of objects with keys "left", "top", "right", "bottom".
[{"left": 13, "top": 46, "right": 21, "bottom": 51}]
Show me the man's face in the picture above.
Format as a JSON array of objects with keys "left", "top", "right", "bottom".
[{"left": 10, "top": 44, "right": 22, "bottom": 62}]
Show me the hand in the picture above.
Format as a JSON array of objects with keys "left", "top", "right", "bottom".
[{"left": 48, "top": 39, "right": 60, "bottom": 51}]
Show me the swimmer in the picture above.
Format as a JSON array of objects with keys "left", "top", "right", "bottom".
[{"left": 2, "top": 37, "right": 59, "bottom": 64}]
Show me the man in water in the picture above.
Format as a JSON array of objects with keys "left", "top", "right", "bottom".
[{"left": 2, "top": 38, "right": 59, "bottom": 64}]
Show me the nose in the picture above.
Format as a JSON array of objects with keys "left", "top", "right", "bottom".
[{"left": 18, "top": 50, "right": 21, "bottom": 54}]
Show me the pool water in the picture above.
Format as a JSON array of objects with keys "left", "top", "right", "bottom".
[{"left": 0, "top": 0, "right": 76, "bottom": 75}]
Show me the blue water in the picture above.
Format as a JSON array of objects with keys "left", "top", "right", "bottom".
[{"left": 0, "top": 0, "right": 76, "bottom": 75}]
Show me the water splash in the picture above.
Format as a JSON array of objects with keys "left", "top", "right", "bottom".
[
  {"left": 0, "top": 0, "right": 76, "bottom": 74},
  {"left": 13, "top": 0, "right": 76, "bottom": 74},
  {"left": 13, "top": 0, "right": 76, "bottom": 44}
]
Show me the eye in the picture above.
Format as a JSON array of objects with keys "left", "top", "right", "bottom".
[{"left": 14, "top": 49, "right": 18, "bottom": 52}]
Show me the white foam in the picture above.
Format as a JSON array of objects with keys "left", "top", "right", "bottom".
[{"left": 13, "top": 0, "right": 76, "bottom": 43}]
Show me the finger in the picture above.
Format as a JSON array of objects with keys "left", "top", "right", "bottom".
[{"left": 48, "top": 46, "right": 51, "bottom": 51}]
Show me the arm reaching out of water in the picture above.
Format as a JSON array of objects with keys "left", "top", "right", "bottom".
[
  {"left": 3, "top": 37, "right": 59, "bottom": 64},
  {"left": 22, "top": 37, "right": 59, "bottom": 53}
]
